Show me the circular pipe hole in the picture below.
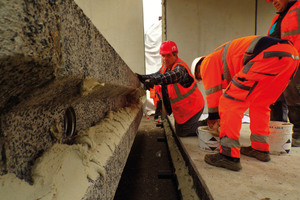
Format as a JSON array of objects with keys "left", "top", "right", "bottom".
[{"left": 64, "top": 107, "right": 76, "bottom": 137}]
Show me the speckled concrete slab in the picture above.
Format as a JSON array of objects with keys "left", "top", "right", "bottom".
[{"left": 0, "top": 0, "right": 144, "bottom": 199}]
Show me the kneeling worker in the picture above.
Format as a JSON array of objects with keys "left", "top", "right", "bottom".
[
  {"left": 191, "top": 35, "right": 299, "bottom": 171},
  {"left": 137, "top": 41, "right": 205, "bottom": 137}
]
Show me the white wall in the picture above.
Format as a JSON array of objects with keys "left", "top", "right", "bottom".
[
  {"left": 165, "top": 0, "right": 275, "bottom": 66},
  {"left": 74, "top": 0, "right": 145, "bottom": 74},
  {"left": 257, "top": 0, "right": 275, "bottom": 35}
]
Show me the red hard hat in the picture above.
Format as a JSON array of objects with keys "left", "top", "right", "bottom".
[
  {"left": 266, "top": 0, "right": 272, "bottom": 2},
  {"left": 160, "top": 41, "right": 178, "bottom": 55}
]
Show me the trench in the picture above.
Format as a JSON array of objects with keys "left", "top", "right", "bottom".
[{"left": 114, "top": 115, "right": 181, "bottom": 200}]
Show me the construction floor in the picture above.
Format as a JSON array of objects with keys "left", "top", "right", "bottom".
[
  {"left": 168, "top": 116, "right": 300, "bottom": 200},
  {"left": 115, "top": 113, "right": 300, "bottom": 200}
]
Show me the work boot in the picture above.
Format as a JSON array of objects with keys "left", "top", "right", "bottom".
[
  {"left": 240, "top": 146, "right": 270, "bottom": 162},
  {"left": 154, "top": 100, "right": 162, "bottom": 120},
  {"left": 292, "top": 139, "right": 300, "bottom": 147},
  {"left": 292, "top": 135, "right": 300, "bottom": 147},
  {"left": 204, "top": 153, "right": 242, "bottom": 171},
  {"left": 288, "top": 106, "right": 300, "bottom": 147}
]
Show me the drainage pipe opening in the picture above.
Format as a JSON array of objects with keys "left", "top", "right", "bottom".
[{"left": 64, "top": 107, "right": 76, "bottom": 137}]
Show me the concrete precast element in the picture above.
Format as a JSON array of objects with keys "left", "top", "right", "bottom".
[
  {"left": 0, "top": 103, "right": 145, "bottom": 200},
  {"left": 0, "top": 0, "right": 145, "bottom": 197},
  {"left": 0, "top": 0, "right": 139, "bottom": 114}
]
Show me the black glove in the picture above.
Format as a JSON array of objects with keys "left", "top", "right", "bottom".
[
  {"left": 135, "top": 73, "right": 145, "bottom": 83},
  {"left": 144, "top": 79, "right": 155, "bottom": 90}
]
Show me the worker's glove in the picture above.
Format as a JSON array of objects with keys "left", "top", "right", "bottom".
[
  {"left": 143, "top": 79, "right": 155, "bottom": 90},
  {"left": 207, "top": 119, "right": 220, "bottom": 136},
  {"left": 135, "top": 73, "right": 145, "bottom": 83}
]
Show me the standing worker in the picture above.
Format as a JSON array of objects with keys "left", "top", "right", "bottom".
[
  {"left": 267, "top": 0, "right": 300, "bottom": 146},
  {"left": 191, "top": 35, "right": 299, "bottom": 171},
  {"left": 137, "top": 41, "right": 205, "bottom": 137}
]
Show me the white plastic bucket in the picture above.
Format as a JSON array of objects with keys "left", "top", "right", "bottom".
[
  {"left": 269, "top": 121, "right": 293, "bottom": 155},
  {"left": 197, "top": 126, "right": 220, "bottom": 152}
]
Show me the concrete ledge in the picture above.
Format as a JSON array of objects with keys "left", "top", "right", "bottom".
[{"left": 0, "top": 101, "right": 145, "bottom": 200}]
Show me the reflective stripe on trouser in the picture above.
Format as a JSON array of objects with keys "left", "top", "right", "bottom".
[{"left": 219, "top": 44, "right": 299, "bottom": 158}]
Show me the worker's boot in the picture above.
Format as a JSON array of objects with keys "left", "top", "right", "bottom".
[
  {"left": 292, "top": 131, "right": 300, "bottom": 147},
  {"left": 240, "top": 146, "right": 270, "bottom": 162},
  {"left": 293, "top": 137, "right": 300, "bottom": 147},
  {"left": 204, "top": 153, "right": 242, "bottom": 171},
  {"left": 154, "top": 100, "right": 162, "bottom": 121},
  {"left": 288, "top": 106, "right": 300, "bottom": 147}
]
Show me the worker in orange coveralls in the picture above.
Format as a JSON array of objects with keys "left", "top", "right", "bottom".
[
  {"left": 191, "top": 35, "right": 299, "bottom": 171},
  {"left": 137, "top": 41, "right": 205, "bottom": 137},
  {"left": 149, "top": 85, "right": 162, "bottom": 120},
  {"left": 266, "top": 0, "right": 300, "bottom": 147}
]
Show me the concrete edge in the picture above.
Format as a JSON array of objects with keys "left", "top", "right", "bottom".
[
  {"left": 164, "top": 116, "right": 214, "bottom": 200},
  {"left": 163, "top": 117, "right": 201, "bottom": 200}
]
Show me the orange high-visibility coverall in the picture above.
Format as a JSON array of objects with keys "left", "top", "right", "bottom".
[
  {"left": 200, "top": 35, "right": 299, "bottom": 158},
  {"left": 268, "top": 1, "right": 300, "bottom": 140},
  {"left": 268, "top": 1, "right": 300, "bottom": 53},
  {"left": 150, "top": 85, "right": 162, "bottom": 108}
]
